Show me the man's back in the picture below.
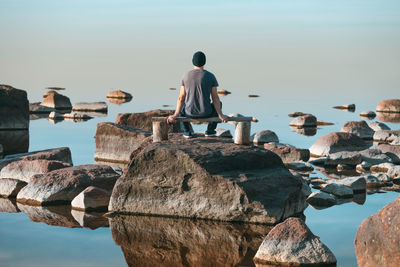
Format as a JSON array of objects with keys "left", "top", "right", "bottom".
[{"left": 182, "top": 69, "right": 218, "bottom": 118}]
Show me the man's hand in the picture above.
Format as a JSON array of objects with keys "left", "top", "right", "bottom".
[
  {"left": 167, "top": 115, "right": 176, "bottom": 124},
  {"left": 219, "top": 114, "right": 229, "bottom": 123}
]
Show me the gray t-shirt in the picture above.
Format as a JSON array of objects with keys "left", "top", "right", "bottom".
[{"left": 181, "top": 69, "right": 218, "bottom": 117}]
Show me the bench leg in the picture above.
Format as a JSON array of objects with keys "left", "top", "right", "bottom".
[
  {"left": 153, "top": 121, "right": 168, "bottom": 142},
  {"left": 234, "top": 121, "right": 251, "bottom": 145}
]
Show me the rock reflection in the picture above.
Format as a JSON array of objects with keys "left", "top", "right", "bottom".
[
  {"left": 73, "top": 111, "right": 108, "bottom": 117},
  {"left": 376, "top": 112, "right": 400, "bottom": 123},
  {"left": 290, "top": 126, "right": 317, "bottom": 136},
  {"left": 71, "top": 209, "right": 109, "bottom": 229},
  {"left": 0, "top": 130, "right": 29, "bottom": 155},
  {"left": 17, "top": 203, "right": 81, "bottom": 228},
  {"left": 0, "top": 197, "right": 20, "bottom": 213},
  {"left": 110, "top": 215, "right": 272, "bottom": 267},
  {"left": 107, "top": 98, "right": 132, "bottom": 105},
  {"left": 29, "top": 113, "right": 49, "bottom": 120}
]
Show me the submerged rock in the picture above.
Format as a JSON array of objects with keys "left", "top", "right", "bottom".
[
  {"left": 355, "top": 196, "right": 400, "bottom": 267},
  {"left": 41, "top": 90, "right": 72, "bottom": 110},
  {"left": 340, "top": 120, "right": 374, "bottom": 139},
  {"left": 17, "top": 164, "right": 119, "bottom": 205},
  {"left": 253, "top": 217, "right": 336, "bottom": 266},
  {"left": 110, "top": 214, "right": 270, "bottom": 267},
  {"left": 71, "top": 186, "right": 110, "bottom": 211},
  {"left": 368, "top": 121, "right": 390, "bottom": 131},
  {"left": 0, "top": 178, "right": 27, "bottom": 198},
  {"left": 109, "top": 135, "right": 308, "bottom": 224},
  {"left": 0, "top": 84, "right": 29, "bottom": 130},
  {"left": 376, "top": 99, "right": 400, "bottom": 113},
  {"left": 289, "top": 114, "right": 317, "bottom": 127},
  {"left": 306, "top": 191, "right": 336, "bottom": 207},
  {"left": 264, "top": 143, "right": 310, "bottom": 164},
  {"left": 309, "top": 132, "right": 370, "bottom": 157},
  {"left": 72, "top": 102, "right": 108, "bottom": 112},
  {"left": 107, "top": 90, "right": 132, "bottom": 99},
  {"left": 94, "top": 122, "right": 151, "bottom": 165},
  {"left": 251, "top": 130, "right": 279, "bottom": 145}
]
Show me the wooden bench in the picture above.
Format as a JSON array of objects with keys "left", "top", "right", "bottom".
[{"left": 152, "top": 116, "right": 253, "bottom": 145}]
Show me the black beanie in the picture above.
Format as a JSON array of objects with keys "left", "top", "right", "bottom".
[{"left": 192, "top": 51, "right": 206, "bottom": 67}]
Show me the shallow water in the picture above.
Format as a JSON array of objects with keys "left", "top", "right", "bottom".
[{"left": 2, "top": 1, "right": 400, "bottom": 266}]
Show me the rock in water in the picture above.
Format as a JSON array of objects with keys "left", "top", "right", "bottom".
[
  {"left": 376, "top": 111, "right": 400, "bottom": 123},
  {"left": 17, "top": 164, "right": 119, "bottom": 205},
  {"left": 29, "top": 102, "right": 54, "bottom": 114},
  {"left": 355, "top": 196, "right": 400, "bottom": 267},
  {"left": 71, "top": 186, "right": 110, "bottom": 211},
  {"left": 109, "top": 135, "right": 308, "bottom": 224},
  {"left": 72, "top": 102, "right": 108, "bottom": 112},
  {"left": 251, "top": 130, "right": 279, "bottom": 145},
  {"left": 94, "top": 122, "right": 151, "bottom": 165},
  {"left": 289, "top": 114, "right": 317, "bottom": 127},
  {"left": 253, "top": 217, "right": 336, "bottom": 266},
  {"left": 41, "top": 90, "right": 72, "bottom": 110},
  {"left": 115, "top": 109, "right": 181, "bottom": 132},
  {"left": 107, "top": 90, "right": 132, "bottom": 99},
  {"left": 373, "top": 130, "right": 400, "bottom": 144},
  {"left": 309, "top": 132, "right": 370, "bottom": 157},
  {"left": 306, "top": 191, "right": 336, "bottom": 207},
  {"left": 375, "top": 143, "right": 400, "bottom": 164},
  {"left": 321, "top": 183, "right": 353, "bottom": 198},
  {"left": 0, "top": 178, "right": 27, "bottom": 197},
  {"left": 0, "top": 84, "right": 29, "bottom": 130},
  {"left": 333, "top": 104, "right": 355, "bottom": 110},
  {"left": 264, "top": 144, "right": 310, "bottom": 164},
  {"left": 376, "top": 99, "right": 400, "bottom": 113},
  {"left": 360, "top": 110, "right": 376, "bottom": 118},
  {"left": 368, "top": 121, "right": 390, "bottom": 131},
  {"left": 340, "top": 120, "right": 374, "bottom": 139}
]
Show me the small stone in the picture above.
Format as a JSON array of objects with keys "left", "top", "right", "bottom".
[
  {"left": 215, "top": 128, "right": 232, "bottom": 138},
  {"left": 217, "top": 89, "right": 231, "bottom": 95},
  {"left": 41, "top": 90, "right": 72, "bottom": 110},
  {"left": 340, "top": 120, "right": 374, "bottom": 139},
  {"left": 286, "top": 161, "right": 314, "bottom": 172},
  {"left": 363, "top": 175, "right": 383, "bottom": 188},
  {"left": 368, "top": 121, "right": 390, "bottom": 131},
  {"left": 288, "top": 112, "right": 308, "bottom": 118},
  {"left": 306, "top": 191, "right": 336, "bottom": 207},
  {"left": 107, "top": 90, "right": 132, "bottom": 99},
  {"left": 0, "top": 178, "right": 27, "bottom": 198},
  {"left": 72, "top": 102, "right": 108, "bottom": 112},
  {"left": 71, "top": 186, "right": 111, "bottom": 211},
  {"left": 321, "top": 183, "right": 353, "bottom": 198},
  {"left": 360, "top": 111, "right": 376, "bottom": 118},
  {"left": 251, "top": 130, "right": 279, "bottom": 145},
  {"left": 289, "top": 114, "right": 317, "bottom": 127},
  {"left": 333, "top": 104, "right": 355, "bottom": 110}
]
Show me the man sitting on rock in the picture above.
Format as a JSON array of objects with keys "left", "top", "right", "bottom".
[{"left": 167, "top": 51, "right": 228, "bottom": 138}]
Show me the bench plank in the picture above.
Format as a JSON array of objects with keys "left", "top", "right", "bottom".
[{"left": 152, "top": 116, "right": 252, "bottom": 123}]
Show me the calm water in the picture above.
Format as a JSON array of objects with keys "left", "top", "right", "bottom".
[{"left": 1, "top": 1, "right": 400, "bottom": 266}]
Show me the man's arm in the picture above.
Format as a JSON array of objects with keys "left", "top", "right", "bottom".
[
  {"left": 167, "top": 85, "right": 186, "bottom": 123},
  {"left": 211, "top": 86, "right": 228, "bottom": 123}
]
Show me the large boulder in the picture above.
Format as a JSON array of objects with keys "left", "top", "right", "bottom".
[
  {"left": 355, "top": 196, "right": 400, "bottom": 267},
  {"left": 109, "top": 135, "right": 308, "bottom": 224},
  {"left": 264, "top": 143, "right": 310, "bottom": 164},
  {"left": 107, "top": 90, "right": 132, "bottom": 99},
  {"left": 72, "top": 102, "right": 108, "bottom": 112},
  {"left": 309, "top": 132, "right": 370, "bottom": 157},
  {"left": 0, "top": 84, "right": 29, "bottom": 130},
  {"left": 41, "top": 90, "right": 72, "bottom": 110},
  {"left": 0, "top": 159, "right": 70, "bottom": 182},
  {"left": 94, "top": 122, "right": 151, "bottom": 165},
  {"left": 16, "top": 164, "right": 119, "bottom": 205},
  {"left": 340, "top": 120, "right": 374, "bottom": 139},
  {"left": 0, "top": 178, "right": 27, "bottom": 197},
  {"left": 253, "top": 217, "right": 336, "bottom": 266},
  {"left": 251, "top": 130, "right": 279, "bottom": 145},
  {"left": 376, "top": 99, "right": 400, "bottom": 113},
  {"left": 115, "top": 109, "right": 181, "bottom": 132},
  {"left": 289, "top": 114, "right": 317, "bottom": 127},
  {"left": 110, "top": 214, "right": 270, "bottom": 267}
]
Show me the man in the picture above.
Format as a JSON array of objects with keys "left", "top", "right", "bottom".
[{"left": 167, "top": 51, "right": 228, "bottom": 138}]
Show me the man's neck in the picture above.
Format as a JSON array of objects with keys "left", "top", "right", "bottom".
[{"left": 194, "top": 66, "right": 204, "bottom": 70}]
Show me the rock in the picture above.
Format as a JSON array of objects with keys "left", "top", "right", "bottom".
[
  {"left": 109, "top": 135, "right": 308, "bottom": 224},
  {"left": 360, "top": 110, "right": 376, "bottom": 118},
  {"left": 317, "top": 120, "right": 334, "bottom": 126},
  {"left": 264, "top": 143, "right": 310, "bottom": 164},
  {"left": 70, "top": 209, "right": 109, "bottom": 229},
  {"left": 217, "top": 89, "right": 231, "bottom": 95},
  {"left": 309, "top": 132, "right": 370, "bottom": 157},
  {"left": 340, "top": 120, "right": 374, "bottom": 139},
  {"left": 17, "top": 203, "right": 81, "bottom": 228},
  {"left": 286, "top": 161, "right": 314, "bottom": 172},
  {"left": 376, "top": 99, "right": 400, "bottom": 113},
  {"left": 333, "top": 103, "right": 355, "bottom": 110},
  {"left": 16, "top": 164, "right": 119, "bottom": 205},
  {"left": 94, "top": 122, "right": 151, "bottom": 165},
  {"left": 41, "top": 90, "right": 72, "bottom": 110},
  {"left": 387, "top": 166, "right": 400, "bottom": 179},
  {"left": 363, "top": 175, "right": 384, "bottom": 188},
  {"left": 106, "top": 90, "right": 132, "bottom": 99},
  {"left": 356, "top": 161, "right": 372, "bottom": 172},
  {"left": 62, "top": 112, "right": 93, "bottom": 121},
  {"left": 215, "top": 128, "right": 232, "bottom": 138},
  {"left": 251, "top": 130, "right": 279, "bottom": 145},
  {"left": 373, "top": 130, "right": 400, "bottom": 144},
  {"left": 359, "top": 148, "right": 394, "bottom": 165},
  {"left": 29, "top": 102, "right": 54, "bottom": 113},
  {"left": 368, "top": 121, "right": 390, "bottom": 131},
  {"left": 0, "top": 198, "right": 19, "bottom": 213},
  {"left": 48, "top": 111, "right": 64, "bottom": 120},
  {"left": 375, "top": 143, "right": 400, "bottom": 164},
  {"left": 71, "top": 186, "right": 110, "bottom": 211},
  {"left": 115, "top": 109, "right": 181, "bottom": 132},
  {"left": 376, "top": 111, "right": 400, "bottom": 123},
  {"left": 370, "top": 162, "right": 395, "bottom": 173},
  {"left": 0, "top": 159, "right": 70, "bottom": 182},
  {"left": 324, "top": 151, "right": 362, "bottom": 166},
  {"left": 306, "top": 191, "right": 336, "bottom": 207},
  {"left": 355, "top": 196, "right": 400, "bottom": 267},
  {"left": 254, "top": 218, "right": 336, "bottom": 266},
  {"left": 321, "top": 183, "right": 353, "bottom": 198},
  {"left": 0, "top": 84, "right": 29, "bottom": 131},
  {"left": 290, "top": 126, "right": 317, "bottom": 136},
  {"left": 248, "top": 94, "right": 259, "bottom": 98},
  {"left": 289, "top": 114, "right": 317, "bottom": 127},
  {"left": 72, "top": 102, "right": 108, "bottom": 112},
  {"left": 0, "top": 178, "right": 27, "bottom": 197},
  {"left": 288, "top": 112, "right": 308, "bottom": 118},
  {"left": 110, "top": 214, "right": 270, "bottom": 267},
  {"left": 328, "top": 176, "right": 366, "bottom": 192}
]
